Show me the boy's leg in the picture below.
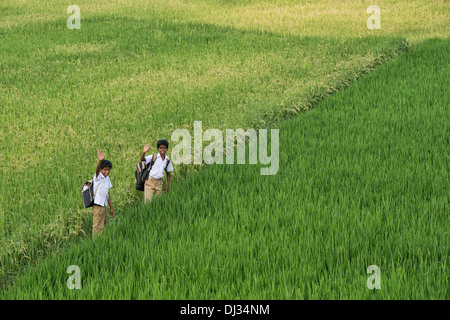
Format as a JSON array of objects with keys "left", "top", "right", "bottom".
[
  {"left": 145, "top": 177, "right": 162, "bottom": 202},
  {"left": 92, "top": 206, "right": 100, "bottom": 237},
  {"left": 103, "top": 206, "right": 108, "bottom": 228},
  {"left": 154, "top": 179, "right": 162, "bottom": 196},
  {"left": 92, "top": 205, "right": 107, "bottom": 237},
  {"left": 144, "top": 178, "right": 155, "bottom": 203}
]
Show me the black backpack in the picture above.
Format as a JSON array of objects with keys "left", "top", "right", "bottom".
[
  {"left": 135, "top": 154, "right": 171, "bottom": 191},
  {"left": 81, "top": 180, "right": 99, "bottom": 208}
]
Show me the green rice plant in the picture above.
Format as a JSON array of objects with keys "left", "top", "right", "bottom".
[
  {"left": 3, "top": 0, "right": 439, "bottom": 285},
  {"left": 2, "top": 37, "right": 448, "bottom": 299}
]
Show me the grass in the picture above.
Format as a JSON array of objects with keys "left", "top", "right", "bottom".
[
  {"left": 2, "top": 0, "right": 435, "bottom": 286},
  {"left": 2, "top": 37, "right": 448, "bottom": 299},
  {"left": 1, "top": 1, "right": 448, "bottom": 40},
  {"left": 1, "top": 0, "right": 448, "bottom": 296}
]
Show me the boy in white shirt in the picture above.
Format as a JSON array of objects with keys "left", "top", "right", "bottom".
[
  {"left": 140, "top": 139, "right": 174, "bottom": 203},
  {"left": 93, "top": 149, "right": 114, "bottom": 237}
]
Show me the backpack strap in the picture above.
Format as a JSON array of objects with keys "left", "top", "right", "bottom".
[
  {"left": 93, "top": 180, "right": 99, "bottom": 199},
  {"left": 145, "top": 154, "right": 157, "bottom": 179},
  {"left": 147, "top": 154, "right": 171, "bottom": 174},
  {"left": 165, "top": 158, "right": 171, "bottom": 173},
  {"left": 151, "top": 154, "right": 157, "bottom": 167}
]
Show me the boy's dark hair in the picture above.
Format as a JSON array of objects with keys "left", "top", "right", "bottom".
[
  {"left": 157, "top": 139, "right": 169, "bottom": 149},
  {"left": 100, "top": 160, "right": 112, "bottom": 169}
]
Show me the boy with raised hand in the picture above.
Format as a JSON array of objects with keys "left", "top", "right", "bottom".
[
  {"left": 141, "top": 139, "right": 174, "bottom": 203},
  {"left": 93, "top": 149, "right": 114, "bottom": 237}
]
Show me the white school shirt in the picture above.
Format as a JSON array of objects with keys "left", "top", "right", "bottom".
[
  {"left": 145, "top": 153, "right": 173, "bottom": 180},
  {"left": 93, "top": 172, "right": 112, "bottom": 207}
]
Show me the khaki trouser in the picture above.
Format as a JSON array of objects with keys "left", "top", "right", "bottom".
[
  {"left": 144, "top": 177, "right": 162, "bottom": 203},
  {"left": 92, "top": 205, "right": 108, "bottom": 237}
]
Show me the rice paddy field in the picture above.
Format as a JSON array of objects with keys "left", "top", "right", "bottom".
[{"left": 1, "top": 0, "right": 449, "bottom": 299}]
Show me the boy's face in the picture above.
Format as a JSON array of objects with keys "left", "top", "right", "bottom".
[
  {"left": 100, "top": 167, "right": 111, "bottom": 177},
  {"left": 158, "top": 145, "right": 168, "bottom": 155}
]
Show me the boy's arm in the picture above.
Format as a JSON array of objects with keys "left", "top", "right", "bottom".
[
  {"left": 96, "top": 149, "right": 105, "bottom": 178},
  {"left": 108, "top": 192, "right": 114, "bottom": 217},
  {"left": 164, "top": 172, "right": 170, "bottom": 192},
  {"left": 141, "top": 144, "right": 150, "bottom": 162},
  {"left": 164, "top": 160, "right": 173, "bottom": 192}
]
